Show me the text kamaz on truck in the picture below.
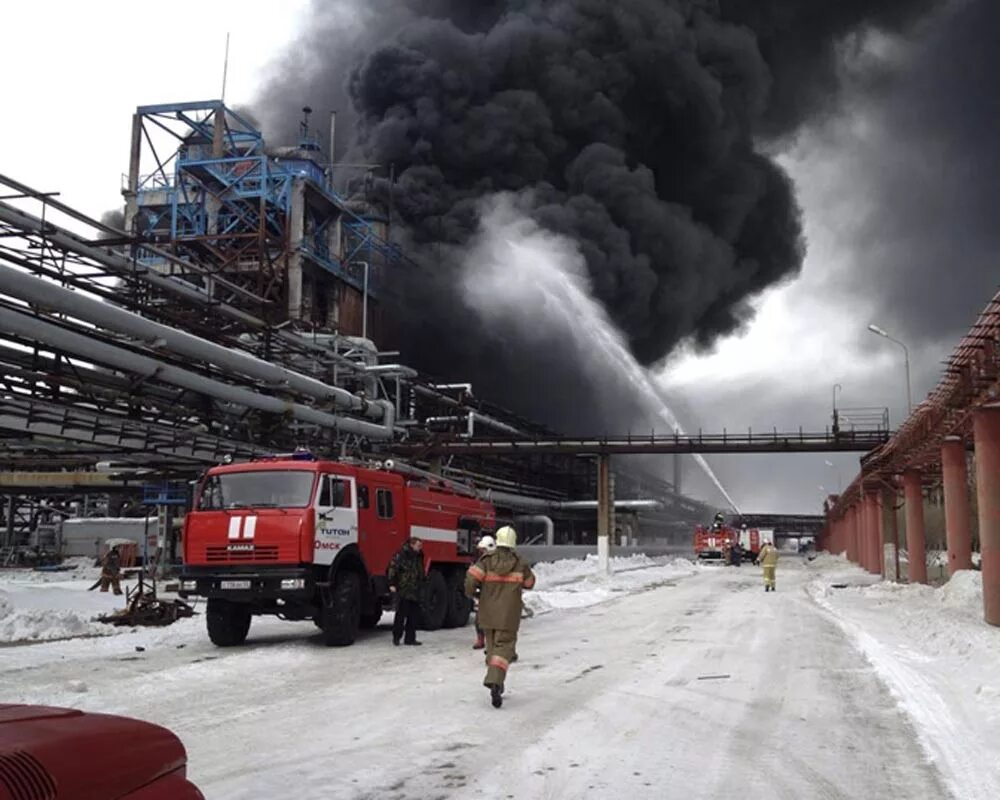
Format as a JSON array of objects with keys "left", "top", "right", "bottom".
[{"left": 178, "top": 453, "right": 495, "bottom": 647}]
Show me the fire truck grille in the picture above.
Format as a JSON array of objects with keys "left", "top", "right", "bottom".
[{"left": 205, "top": 545, "right": 280, "bottom": 562}]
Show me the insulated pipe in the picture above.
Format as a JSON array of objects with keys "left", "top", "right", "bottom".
[
  {"left": 380, "top": 459, "right": 478, "bottom": 498},
  {"left": 470, "top": 412, "right": 523, "bottom": 437},
  {"left": 515, "top": 515, "right": 555, "bottom": 546},
  {"left": 556, "top": 499, "right": 663, "bottom": 511},
  {"left": 411, "top": 385, "right": 524, "bottom": 437},
  {"left": 0, "top": 307, "right": 394, "bottom": 440},
  {"left": 0, "top": 261, "right": 382, "bottom": 419},
  {"left": 0, "top": 202, "right": 263, "bottom": 315},
  {"left": 383, "top": 459, "right": 657, "bottom": 516},
  {"left": 363, "top": 364, "right": 419, "bottom": 379}
]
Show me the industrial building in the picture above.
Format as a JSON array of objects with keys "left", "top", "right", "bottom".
[{"left": 0, "top": 99, "right": 711, "bottom": 564}]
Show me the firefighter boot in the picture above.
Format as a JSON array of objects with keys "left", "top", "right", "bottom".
[
  {"left": 490, "top": 684, "right": 503, "bottom": 709},
  {"left": 473, "top": 633, "right": 485, "bottom": 650}
]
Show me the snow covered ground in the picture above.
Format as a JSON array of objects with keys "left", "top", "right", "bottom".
[
  {"left": 806, "top": 554, "right": 1000, "bottom": 800},
  {"left": 0, "top": 559, "right": 122, "bottom": 643},
  {"left": 2, "top": 554, "right": 998, "bottom": 798}
]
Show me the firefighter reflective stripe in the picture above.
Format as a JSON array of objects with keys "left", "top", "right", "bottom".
[
  {"left": 483, "top": 574, "right": 527, "bottom": 584},
  {"left": 227, "top": 517, "right": 241, "bottom": 540},
  {"left": 488, "top": 655, "right": 509, "bottom": 671},
  {"left": 467, "top": 565, "right": 486, "bottom": 581}
]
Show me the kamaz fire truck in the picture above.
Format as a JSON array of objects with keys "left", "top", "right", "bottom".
[
  {"left": 694, "top": 516, "right": 766, "bottom": 563},
  {"left": 178, "top": 453, "right": 495, "bottom": 647}
]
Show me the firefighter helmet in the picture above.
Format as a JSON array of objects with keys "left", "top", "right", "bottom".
[
  {"left": 477, "top": 535, "right": 496, "bottom": 552},
  {"left": 495, "top": 526, "right": 517, "bottom": 549}
]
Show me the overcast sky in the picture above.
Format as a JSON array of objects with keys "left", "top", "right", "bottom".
[{"left": 1, "top": 1, "right": 993, "bottom": 516}]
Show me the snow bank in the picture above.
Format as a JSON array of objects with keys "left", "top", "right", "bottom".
[
  {"left": 0, "top": 588, "right": 110, "bottom": 643},
  {"left": 0, "top": 564, "right": 125, "bottom": 644},
  {"left": 937, "top": 569, "right": 983, "bottom": 609},
  {"left": 525, "top": 555, "right": 698, "bottom": 614}
]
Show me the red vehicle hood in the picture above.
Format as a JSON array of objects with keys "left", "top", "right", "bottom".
[
  {"left": 0, "top": 704, "right": 202, "bottom": 799},
  {"left": 184, "top": 509, "right": 307, "bottom": 565}
]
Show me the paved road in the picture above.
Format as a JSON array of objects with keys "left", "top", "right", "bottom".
[{"left": 2, "top": 561, "right": 949, "bottom": 799}]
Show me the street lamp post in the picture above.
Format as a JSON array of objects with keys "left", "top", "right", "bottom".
[
  {"left": 867, "top": 324, "right": 912, "bottom": 415},
  {"left": 832, "top": 383, "right": 842, "bottom": 435}
]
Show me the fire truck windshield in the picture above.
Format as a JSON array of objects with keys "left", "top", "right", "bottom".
[{"left": 198, "top": 470, "right": 316, "bottom": 510}]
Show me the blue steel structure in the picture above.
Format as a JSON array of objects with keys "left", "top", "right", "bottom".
[{"left": 123, "top": 100, "right": 403, "bottom": 337}]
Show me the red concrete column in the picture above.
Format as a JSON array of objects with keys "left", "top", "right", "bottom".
[
  {"left": 859, "top": 497, "right": 871, "bottom": 572},
  {"left": 902, "top": 470, "right": 928, "bottom": 584},
  {"left": 865, "top": 492, "right": 882, "bottom": 575},
  {"left": 844, "top": 506, "right": 857, "bottom": 561},
  {"left": 942, "top": 438, "right": 974, "bottom": 574},
  {"left": 849, "top": 504, "right": 861, "bottom": 566},
  {"left": 973, "top": 407, "right": 1000, "bottom": 626},
  {"left": 856, "top": 502, "right": 867, "bottom": 569}
]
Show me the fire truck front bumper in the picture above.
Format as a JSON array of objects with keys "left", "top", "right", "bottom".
[{"left": 177, "top": 566, "right": 314, "bottom": 602}]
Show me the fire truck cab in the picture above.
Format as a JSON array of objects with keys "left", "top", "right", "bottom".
[{"left": 178, "top": 453, "right": 495, "bottom": 647}]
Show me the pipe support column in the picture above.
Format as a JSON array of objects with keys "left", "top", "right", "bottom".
[
  {"left": 973, "top": 407, "right": 1000, "bottom": 626},
  {"left": 902, "top": 471, "right": 928, "bottom": 584},
  {"left": 942, "top": 438, "right": 974, "bottom": 574}
]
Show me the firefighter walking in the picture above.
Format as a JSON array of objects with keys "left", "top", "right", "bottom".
[
  {"left": 465, "top": 525, "right": 535, "bottom": 708},
  {"left": 758, "top": 541, "right": 779, "bottom": 592}
]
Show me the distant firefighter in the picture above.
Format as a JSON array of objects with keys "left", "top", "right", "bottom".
[
  {"left": 758, "top": 542, "right": 779, "bottom": 592},
  {"left": 98, "top": 545, "right": 123, "bottom": 595},
  {"left": 465, "top": 526, "right": 535, "bottom": 708}
]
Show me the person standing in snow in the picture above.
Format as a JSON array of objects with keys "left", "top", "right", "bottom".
[
  {"left": 98, "top": 545, "right": 123, "bottom": 595},
  {"left": 387, "top": 537, "right": 425, "bottom": 646},
  {"left": 758, "top": 541, "right": 779, "bottom": 592},
  {"left": 472, "top": 534, "right": 496, "bottom": 650},
  {"left": 465, "top": 525, "right": 535, "bottom": 708}
]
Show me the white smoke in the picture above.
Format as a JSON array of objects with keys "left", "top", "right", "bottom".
[{"left": 460, "top": 194, "right": 740, "bottom": 512}]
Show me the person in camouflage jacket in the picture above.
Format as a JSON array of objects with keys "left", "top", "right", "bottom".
[
  {"left": 388, "top": 537, "right": 425, "bottom": 645},
  {"left": 465, "top": 526, "right": 535, "bottom": 708}
]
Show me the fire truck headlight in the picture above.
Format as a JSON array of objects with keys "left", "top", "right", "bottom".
[
  {"left": 180, "top": 580, "right": 197, "bottom": 591},
  {"left": 281, "top": 578, "right": 306, "bottom": 590}
]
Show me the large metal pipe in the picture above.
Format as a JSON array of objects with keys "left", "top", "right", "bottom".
[
  {"left": 516, "top": 515, "right": 555, "bottom": 546},
  {"left": 383, "top": 459, "right": 658, "bottom": 515},
  {"left": 0, "top": 307, "right": 394, "bottom": 440},
  {"left": 0, "top": 261, "right": 383, "bottom": 420},
  {"left": 557, "top": 500, "right": 663, "bottom": 511},
  {"left": 364, "top": 364, "right": 419, "bottom": 379},
  {"left": 380, "top": 459, "right": 478, "bottom": 498},
  {"left": 0, "top": 201, "right": 262, "bottom": 308}
]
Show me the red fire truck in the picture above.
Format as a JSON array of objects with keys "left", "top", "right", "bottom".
[
  {"left": 178, "top": 453, "right": 495, "bottom": 647},
  {"left": 694, "top": 521, "right": 765, "bottom": 563},
  {"left": 694, "top": 524, "right": 736, "bottom": 561}
]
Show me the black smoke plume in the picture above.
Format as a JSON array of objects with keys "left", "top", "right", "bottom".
[{"left": 257, "top": 0, "right": 939, "bottom": 432}]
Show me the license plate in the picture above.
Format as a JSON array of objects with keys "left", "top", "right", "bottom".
[{"left": 219, "top": 580, "right": 251, "bottom": 590}]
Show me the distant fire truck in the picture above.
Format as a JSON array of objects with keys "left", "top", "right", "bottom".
[
  {"left": 694, "top": 516, "right": 769, "bottom": 563},
  {"left": 178, "top": 453, "right": 494, "bottom": 647}
]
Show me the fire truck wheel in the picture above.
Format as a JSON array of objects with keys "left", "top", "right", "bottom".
[
  {"left": 419, "top": 569, "right": 449, "bottom": 631},
  {"left": 443, "top": 569, "right": 473, "bottom": 628},
  {"left": 205, "top": 599, "right": 251, "bottom": 647},
  {"left": 320, "top": 571, "right": 361, "bottom": 646},
  {"left": 360, "top": 609, "right": 382, "bottom": 629}
]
